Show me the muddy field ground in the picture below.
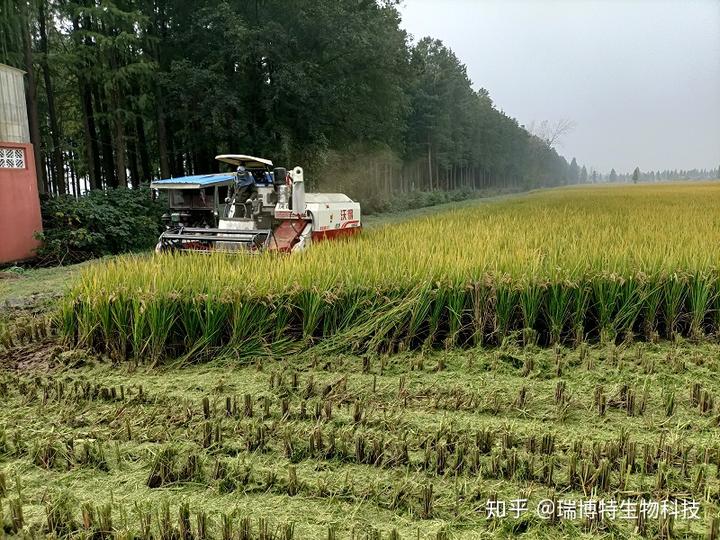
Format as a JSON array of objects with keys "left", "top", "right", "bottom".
[{"left": 2, "top": 301, "right": 720, "bottom": 538}]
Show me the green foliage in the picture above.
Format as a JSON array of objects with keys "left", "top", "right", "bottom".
[
  {"left": 2, "top": 0, "right": 573, "bottom": 200},
  {"left": 36, "top": 187, "right": 165, "bottom": 264},
  {"left": 402, "top": 38, "right": 568, "bottom": 189}
]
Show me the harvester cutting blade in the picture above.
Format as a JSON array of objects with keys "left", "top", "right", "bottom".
[{"left": 157, "top": 226, "right": 272, "bottom": 253}]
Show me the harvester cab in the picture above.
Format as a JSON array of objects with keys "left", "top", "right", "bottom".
[{"left": 151, "top": 155, "right": 361, "bottom": 253}]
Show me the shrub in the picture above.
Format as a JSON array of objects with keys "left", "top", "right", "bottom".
[{"left": 36, "top": 187, "right": 165, "bottom": 265}]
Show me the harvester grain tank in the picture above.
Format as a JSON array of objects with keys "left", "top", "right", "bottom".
[{"left": 150, "top": 155, "right": 361, "bottom": 252}]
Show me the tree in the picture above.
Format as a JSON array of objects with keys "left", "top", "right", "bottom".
[
  {"left": 609, "top": 168, "right": 618, "bottom": 182},
  {"left": 37, "top": 0, "right": 64, "bottom": 194},
  {"left": 1, "top": 0, "right": 577, "bottom": 200},
  {"left": 580, "top": 165, "right": 588, "bottom": 183},
  {"left": 528, "top": 119, "right": 575, "bottom": 148},
  {"left": 568, "top": 158, "right": 580, "bottom": 184},
  {"left": 632, "top": 167, "right": 640, "bottom": 184},
  {"left": 10, "top": 0, "right": 48, "bottom": 194}
]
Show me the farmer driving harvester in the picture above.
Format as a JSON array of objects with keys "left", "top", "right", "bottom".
[{"left": 234, "top": 165, "right": 258, "bottom": 218}]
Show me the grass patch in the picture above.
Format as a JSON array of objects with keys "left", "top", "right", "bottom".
[{"left": 0, "top": 261, "right": 93, "bottom": 307}]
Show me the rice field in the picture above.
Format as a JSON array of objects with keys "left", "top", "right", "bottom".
[
  {"left": 3, "top": 182, "right": 720, "bottom": 539},
  {"left": 59, "top": 183, "right": 720, "bottom": 361},
  {"left": 1, "top": 342, "right": 720, "bottom": 538}
]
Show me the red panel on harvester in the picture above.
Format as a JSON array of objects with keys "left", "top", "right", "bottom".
[
  {"left": 269, "top": 220, "right": 304, "bottom": 252},
  {"left": 311, "top": 227, "right": 362, "bottom": 242}
]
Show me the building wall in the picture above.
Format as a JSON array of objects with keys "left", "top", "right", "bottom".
[
  {"left": 0, "top": 142, "right": 42, "bottom": 263},
  {"left": 0, "top": 64, "right": 30, "bottom": 143}
]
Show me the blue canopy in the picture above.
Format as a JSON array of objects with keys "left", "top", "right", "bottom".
[{"left": 151, "top": 173, "right": 235, "bottom": 190}]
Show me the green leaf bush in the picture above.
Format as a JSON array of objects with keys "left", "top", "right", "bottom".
[{"left": 36, "top": 187, "right": 166, "bottom": 265}]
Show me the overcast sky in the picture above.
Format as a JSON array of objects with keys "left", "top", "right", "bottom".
[{"left": 399, "top": 0, "right": 720, "bottom": 174}]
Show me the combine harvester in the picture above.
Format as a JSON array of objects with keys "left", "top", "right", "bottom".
[{"left": 151, "top": 155, "right": 361, "bottom": 253}]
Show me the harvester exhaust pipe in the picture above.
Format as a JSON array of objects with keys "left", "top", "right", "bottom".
[
  {"left": 291, "top": 166, "right": 306, "bottom": 215},
  {"left": 273, "top": 167, "right": 290, "bottom": 210},
  {"left": 273, "top": 167, "right": 287, "bottom": 186}
]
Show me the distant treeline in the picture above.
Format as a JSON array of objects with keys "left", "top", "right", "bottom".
[
  {"left": 2, "top": 0, "right": 573, "bottom": 202},
  {"left": 598, "top": 168, "right": 720, "bottom": 183}
]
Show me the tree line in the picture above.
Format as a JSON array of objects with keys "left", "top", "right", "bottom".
[
  {"left": 600, "top": 167, "right": 720, "bottom": 184},
  {"left": 2, "top": 0, "right": 577, "bottom": 201}
]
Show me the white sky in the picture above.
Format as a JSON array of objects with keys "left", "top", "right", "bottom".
[{"left": 399, "top": 0, "right": 720, "bottom": 173}]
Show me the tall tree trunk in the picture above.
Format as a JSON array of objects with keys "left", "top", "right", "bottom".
[
  {"left": 38, "top": 1, "right": 65, "bottom": 194},
  {"left": 170, "top": 136, "right": 184, "bottom": 177},
  {"left": 156, "top": 92, "right": 171, "bottom": 178},
  {"left": 427, "top": 142, "right": 432, "bottom": 191},
  {"left": 128, "top": 131, "right": 140, "bottom": 189},
  {"left": 42, "top": 156, "right": 52, "bottom": 194},
  {"left": 21, "top": 1, "right": 46, "bottom": 195},
  {"left": 110, "top": 86, "right": 127, "bottom": 188},
  {"left": 79, "top": 80, "right": 100, "bottom": 189},
  {"left": 135, "top": 115, "right": 152, "bottom": 181},
  {"left": 152, "top": 0, "right": 171, "bottom": 179},
  {"left": 93, "top": 85, "right": 117, "bottom": 187},
  {"left": 74, "top": 15, "right": 101, "bottom": 189},
  {"left": 73, "top": 152, "right": 80, "bottom": 196}
]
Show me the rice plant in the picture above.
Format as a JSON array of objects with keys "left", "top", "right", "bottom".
[{"left": 60, "top": 183, "right": 720, "bottom": 359}]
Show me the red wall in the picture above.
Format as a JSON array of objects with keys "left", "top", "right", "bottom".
[{"left": 0, "top": 142, "right": 42, "bottom": 263}]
